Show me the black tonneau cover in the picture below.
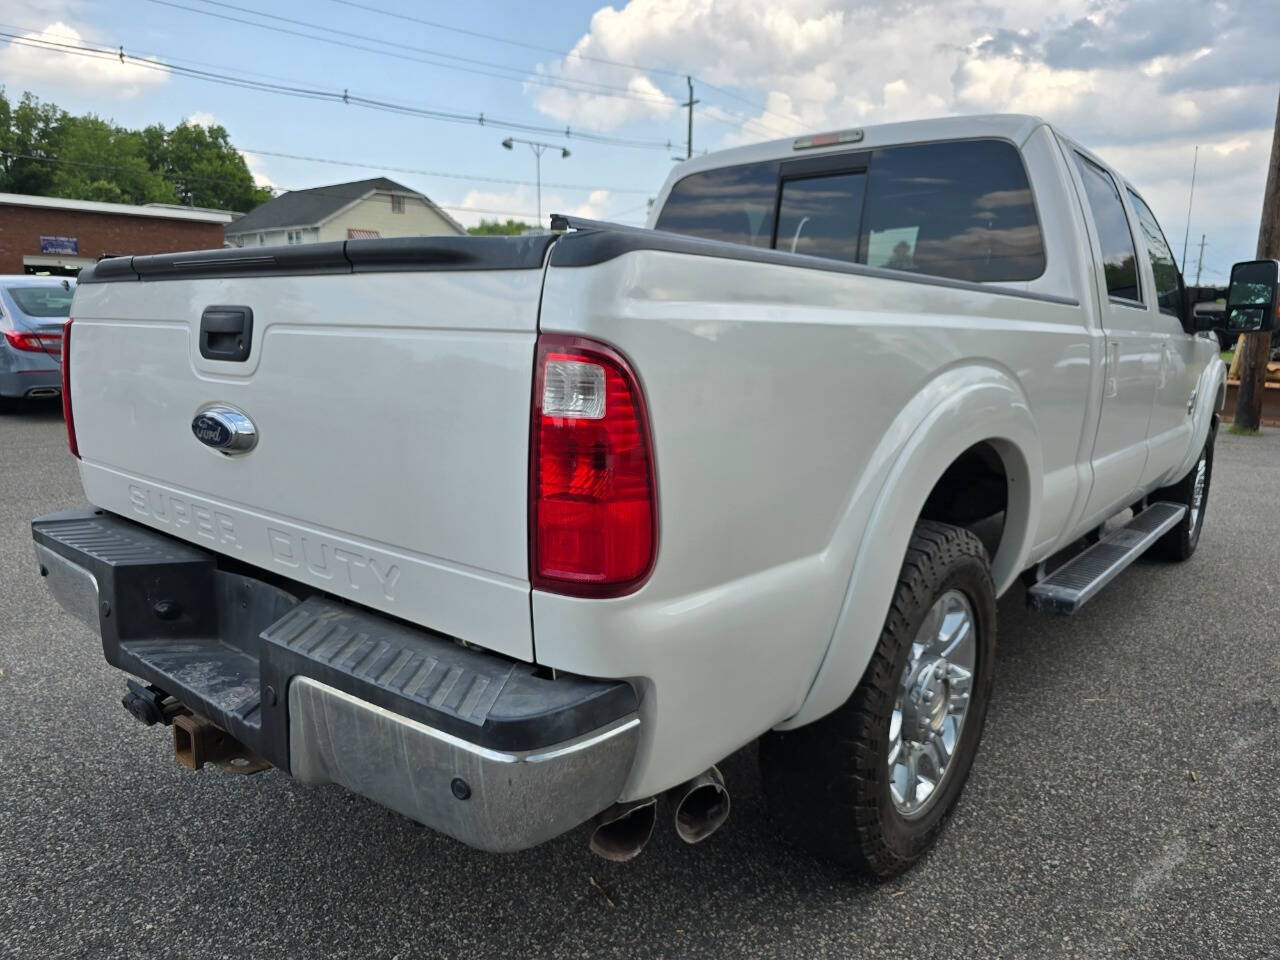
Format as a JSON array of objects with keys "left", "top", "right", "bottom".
[{"left": 77, "top": 234, "right": 559, "bottom": 283}]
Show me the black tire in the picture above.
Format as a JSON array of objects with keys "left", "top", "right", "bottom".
[
  {"left": 1148, "top": 422, "right": 1215, "bottom": 562},
  {"left": 759, "top": 520, "right": 997, "bottom": 879}
]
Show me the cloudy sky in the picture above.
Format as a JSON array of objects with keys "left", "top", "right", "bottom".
[{"left": 1, "top": 0, "right": 1276, "bottom": 282}]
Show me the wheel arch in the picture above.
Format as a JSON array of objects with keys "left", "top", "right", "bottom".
[
  {"left": 1170, "top": 353, "right": 1227, "bottom": 483},
  {"left": 777, "top": 363, "right": 1042, "bottom": 730}
]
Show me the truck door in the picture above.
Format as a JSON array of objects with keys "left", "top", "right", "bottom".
[
  {"left": 1126, "top": 187, "right": 1199, "bottom": 485},
  {"left": 1066, "top": 148, "right": 1158, "bottom": 524}
]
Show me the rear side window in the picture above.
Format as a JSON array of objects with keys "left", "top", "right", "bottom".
[
  {"left": 775, "top": 172, "right": 866, "bottom": 262},
  {"left": 859, "top": 140, "right": 1046, "bottom": 282},
  {"left": 654, "top": 159, "right": 779, "bottom": 248},
  {"left": 1072, "top": 154, "right": 1142, "bottom": 303},
  {"left": 7, "top": 285, "right": 74, "bottom": 318},
  {"left": 656, "top": 138, "right": 1045, "bottom": 283},
  {"left": 1126, "top": 189, "right": 1182, "bottom": 316}
]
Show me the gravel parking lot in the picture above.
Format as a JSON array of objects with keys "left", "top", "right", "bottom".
[{"left": 2, "top": 401, "right": 1278, "bottom": 959}]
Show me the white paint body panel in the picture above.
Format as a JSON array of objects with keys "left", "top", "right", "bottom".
[
  {"left": 67, "top": 114, "right": 1224, "bottom": 803},
  {"left": 542, "top": 116, "right": 1220, "bottom": 798},
  {"left": 70, "top": 270, "right": 541, "bottom": 660}
]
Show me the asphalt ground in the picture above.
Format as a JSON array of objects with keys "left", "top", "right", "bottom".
[{"left": 1, "top": 399, "right": 1278, "bottom": 959}]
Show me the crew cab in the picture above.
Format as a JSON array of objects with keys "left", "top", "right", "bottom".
[{"left": 33, "top": 114, "right": 1274, "bottom": 878}]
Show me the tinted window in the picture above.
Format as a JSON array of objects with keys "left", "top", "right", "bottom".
[
  {"left": 7, "top": 285, "right": 74, "bottom": 317},
  {"left": 1072, "top": 154, "right": 1141, "bottom": 302},
  {"left": 655, "top": 159, "right": 779, "bottom": 247},
  {"left": 1127, "top": 189, "right": 1181, "bottom": 316},
  {"left": 859, "top": 140, "right": 1045, "bottom": 282},
  {"left": 775, "top": 172, "right": 866, "bottom": 262},
  {"left": 656, "top": 139, "right": 1046, "bottom": 283}
]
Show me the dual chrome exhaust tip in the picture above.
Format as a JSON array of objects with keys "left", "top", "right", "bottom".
[{"left": 588, "top": 765, "right": 730, "bottom": 862}]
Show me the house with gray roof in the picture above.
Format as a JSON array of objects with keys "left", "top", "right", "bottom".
[{"left": 224, "top": 177, "right": 465, "bottom": 247}]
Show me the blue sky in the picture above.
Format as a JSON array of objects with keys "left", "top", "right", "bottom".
[{"left": 2, "top": 0, "right": 1276, "bottom": 282}]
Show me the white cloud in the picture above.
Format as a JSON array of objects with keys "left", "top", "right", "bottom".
[
  {"left": 184, "top": 111, "right": 217, "bottom": 129},
  {"left": 536, "top": 0, "right": 1275, "bottom": 265},
  {"left": 238, "top": 151, "right": 276, "bottom": 191},
  {"left": 0, "top": 22, "right": 167, "bottom": 98},
  {"left": 532, "top": 71, "right": 676, "bottom": 133},
  {"left": 953, "top": 57, "right": 1097, "bottom": 116},
  {"left": 529, "top": 0, "right": 844, "bottom": 134},
  {"left": 1212, "top": 138, "right": 1251, "bottom": 158}
]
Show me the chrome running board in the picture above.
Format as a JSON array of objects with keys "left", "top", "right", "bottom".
[{"left": 1026, "top": 502, "right": 1186, "bottom": 615}]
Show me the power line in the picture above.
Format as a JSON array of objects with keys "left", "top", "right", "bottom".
[
  {"left": 0, "top": 31, "right": 676, "bottom": 151},
  {"left": 149, "top": 0, "right": 679, "bottom": 108},
  {"left": 156, "top": 0, "right": 804, "bottom": 140},
  {"left": 696, "top": 79, "right": 810, "bottom": 133},
  {"left": 0, "top": 150, "right": 611, "bottom": 224},
  {"left": 610, "top": 198, "right": 655, "bottom": 221},
  {"left": 2, "top": 146, "right": 655, "bottom": 197},
  {"left": 316, "top": 0, "right": 813, "bottom": 134},
  {"left": 327, "top": 0, "right": 692, "bottom": 80},
  {"left": 239, "top": 149, "right": 652, "bottom": 194},
  {"left": 694, "top": 106, "right": 786, "bottom": 143}
]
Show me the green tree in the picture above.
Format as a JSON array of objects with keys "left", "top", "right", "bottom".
[
  {"left": 0, "top": 89, "right": 272, "bottom": 211},
  {"left": 468, "top": 218, "right": 535, "bottom": 236},
  {"left": 142, "top": 120, "right": 272, "bottom": 211},
  {"left": 0, "top": 90, "right": 63, "bottom": 196},
  {"left": 45, "top": 114, "right": 177, "bottom": 205}
]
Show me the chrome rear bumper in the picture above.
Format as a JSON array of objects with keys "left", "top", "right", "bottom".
[
  {"left": 33, "top": 507, "right": 641, "bottom": 852},
  {"left": 290, "top": 678, "right": 640, "bottom": 851}
]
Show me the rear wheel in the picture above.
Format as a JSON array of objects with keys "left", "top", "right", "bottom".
[
  {"left": 1148, "top": 423, "right": 1215, "bottom": 562},
  {"left": 759, "top": 520, "right": 997, "bottom": 879}
]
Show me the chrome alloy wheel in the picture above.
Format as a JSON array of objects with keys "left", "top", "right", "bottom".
[
  {"left": 1189, "top": 452, "right": 1208, "bottom": 532},
  {"left": 888, "top": 589, "right": 977, "bottom": 817}
]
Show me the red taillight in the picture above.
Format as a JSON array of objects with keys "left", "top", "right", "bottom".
[
  {"left": 530, "top": 334, "right": 656, "bottom": 596},
  {"left": 3, "top": 329, "right": 61, "bottom": 352},
  {"left": 62, "top": 319, "right": 79, "bottom": 458}
]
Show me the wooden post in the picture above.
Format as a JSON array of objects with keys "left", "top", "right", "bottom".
[
  {"left": 1229, "top": 333, "right": 1246, "bottom": 380},
  {"left": 1233, "top": 88, "right": 1280, "bottom": 431}
]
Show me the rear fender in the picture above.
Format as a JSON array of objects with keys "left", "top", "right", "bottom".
[{"left": 777, "top": 363, "right": 1041, "bottom": 729}]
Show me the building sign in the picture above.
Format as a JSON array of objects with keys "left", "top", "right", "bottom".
[{"left": 40, "top": 235, "right": 79, "bottom": 255}]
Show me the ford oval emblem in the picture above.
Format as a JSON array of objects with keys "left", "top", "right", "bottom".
[{"left": 191, "top": 404, "right": 257, "bottom": 454}]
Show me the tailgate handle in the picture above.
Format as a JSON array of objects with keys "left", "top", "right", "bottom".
[{"left": 199, "top": 306, "right": 253, "bottom": 362}]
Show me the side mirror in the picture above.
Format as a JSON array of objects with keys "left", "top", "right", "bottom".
[
  {"left": 1185, "top": 285, "right": 1225, "bottom": 333},
  {"left": 1222, "top": 259, "right": 1280, "bottom": 334}
]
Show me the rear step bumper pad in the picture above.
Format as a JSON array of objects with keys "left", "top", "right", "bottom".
[{"left": 31, "top": 507, "right": 640, "bottom": 852}]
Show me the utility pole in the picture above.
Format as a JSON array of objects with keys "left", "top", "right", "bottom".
[
  {"left": 1233, "top": 88, "right": 1280, "bottom": 432},
  {"left": 1194, "top": 234, "right": 1206, "bottom": 287},
  {"left": 1181, "top": 144, "right": 1199, "bottom": 274},
  {"left": 682, "top": 76, "right": 699, "bottom": 160}
]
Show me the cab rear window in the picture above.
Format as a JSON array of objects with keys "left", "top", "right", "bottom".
[
  {"left": 655, "top": 138, "right": 1046, "bottom": 283},
  {"left": 652, "top": 159, "right": 779, "bottom": 248}
]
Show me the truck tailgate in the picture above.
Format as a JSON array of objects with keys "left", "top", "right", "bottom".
[{"left": 67, "top": 238, "right": 553, "bottom": 661}]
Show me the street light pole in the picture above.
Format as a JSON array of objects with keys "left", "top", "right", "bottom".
[{"left": 501, "top": 136, "right": 571, "bottom": 227}]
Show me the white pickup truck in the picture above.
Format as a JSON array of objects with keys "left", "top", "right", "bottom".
[{"left": 34, "top": 114, "right": 1276, "bottom": 878}]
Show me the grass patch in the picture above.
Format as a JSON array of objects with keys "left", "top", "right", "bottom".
[
  {"left": 1225, "top": 423, "right": 1260, "bottom": 437},
  {"left": 1220, "top": 350, "right": 1234, "bottom": 365}
]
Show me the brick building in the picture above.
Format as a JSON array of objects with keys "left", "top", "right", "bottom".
[{"left": 0, "top": 193, "right": 235, "bottom": 276}]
